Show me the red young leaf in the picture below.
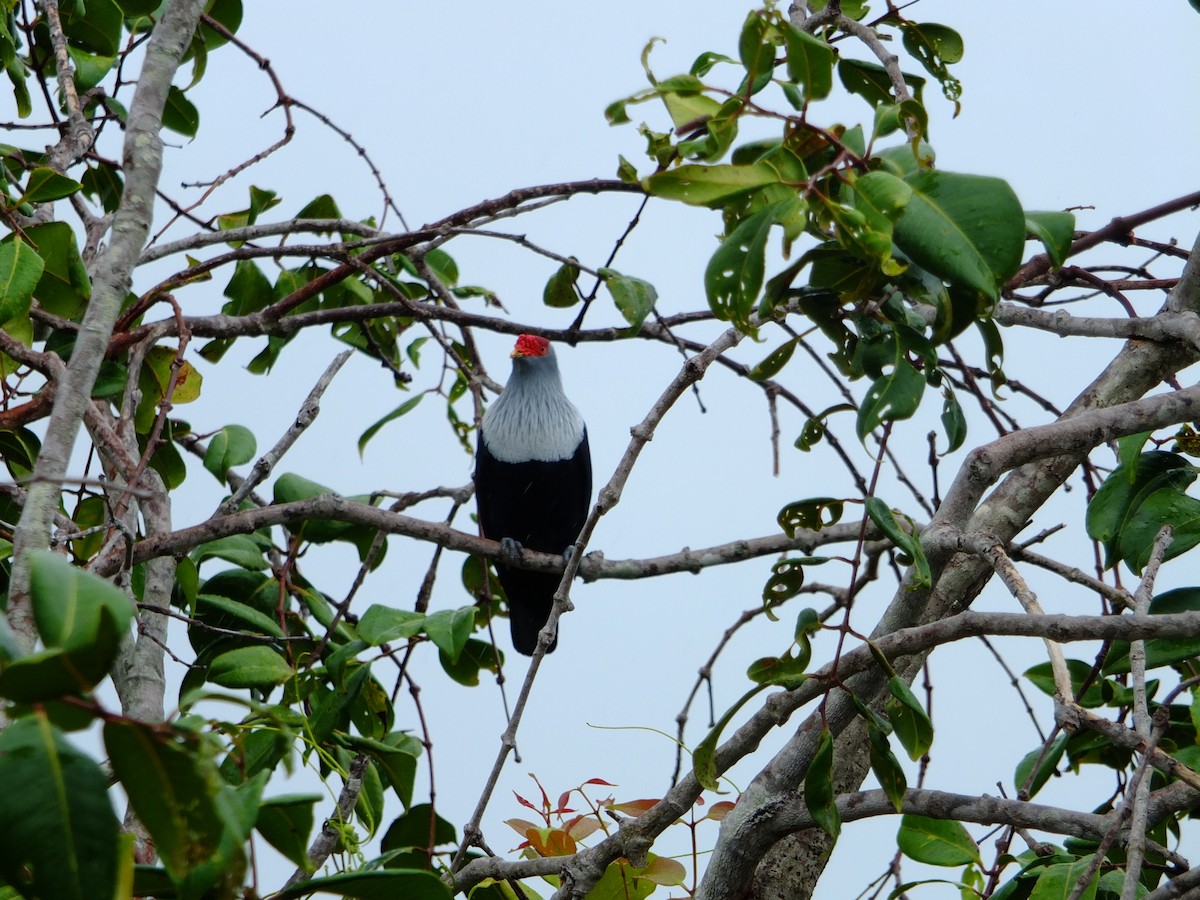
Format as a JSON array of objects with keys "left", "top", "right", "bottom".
[
  {"left": 564, "top": 815, "right": 602, "bottom": 841},
  {"left": 513, "top": 791, "right": 539, "bottom": 812},
  {"left": 556, "top": 790, "right": 572, "bottom": 812},
  {"left": 704, "top": 800, "right": 738, "bottom": 821},
  {"left": 584, "top": 778, "right": 617, "bottom": 786},
  {"left": 606, "top": 798, "right": 660, "bottom": 816}
]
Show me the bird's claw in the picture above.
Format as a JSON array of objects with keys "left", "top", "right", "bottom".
[
  {"left": 499, "top": 537, "right": 523, "bottom": 564},
  {"left": 562, "top": 544, "right": 577, "bottom": 563}
]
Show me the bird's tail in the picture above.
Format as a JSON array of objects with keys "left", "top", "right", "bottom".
[{"left": 498, "top": 567, "right": 561, "bottom": 655}]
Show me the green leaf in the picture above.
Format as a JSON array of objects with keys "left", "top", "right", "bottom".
[
  {"left": 839, "top": 58, "right": 926, "bottom": 107},
  {"left": 1014, "top": 734, "right": 1068, "bottom": 798},
  {"left": 104, "top": 719, "right": 240, "bottom": 894},
  {"left": 1025, "top": 210, "right": 1075, "bottom": 271},
  {"left": 777, "top": 497, "right": 844, "bottom": 537},
  {"left": 600, "top": 268, "right": 658, "bottom": 330},
  {"left": 423, "top": 606, "right": 476, "bottom": 664},
  {"left": 1028, "top": 854, "right": 1098, "bottom": 900},
  {"left": 204, "top": 424, "right": 256, "bottom": 480},
  {"left": 61, "top": 0, "right": 122, "bottom": 56},
  {"left": 782, "top": 22, "right": 834, "bottom": 100},
  {"left": 1085, "top": 451, "right": 1194, "bottom": 567},
  {"left": 1116, "top": 486, "right": 1200, "bottom": 574},
  {"left": 804, "top": 726, "right": 840, "bottom": 838},
  {"left": 20, "top": 167, "right": 82, "bottom": 204},
  {"left": 762, "top": 558, "right": 806, "bottom": 608},
  {"left": 748, "top": 338, "right": 797, "bottom": 381},
  {"left": 273, "top": 869, "right": 451, "bottom": 900},
  {"left": 643, "top": 162, "right": 781, "bottom": 207},
  {"left": 897, "top": 814, "right": 979, "bottom": 866},
  {"left": 255, "top": 794, "right": 320, "bottom": 870},
  {"left": 856, "top": 357, "right": 926, "bottom": 438},
  {"left": 693, "top": 684, "right": 768, "bottom": 791},
  {"left": 358, "top": 394, "right": 424, "bottom": 456},
  {"left": 273, "top": 471, "right": 334, "bottom": 503},
  {"left": 438, "top": 638, "right": 503, "bottom": 687},
  {"left": 1024, "top": 659, "right": 1109, "bottom": 707},
  {"left": 0, "top": 714, "right": 120, "bottom": 900},
  {"left": 866, "top": 498, "right": 931, "bottom": 588},
  {"left": 28, "top": 550, "right": 133, "bottom": 652},
  {"left": 893, "top": 171, "right": 1025, "bottom": 301},
  {"left": 868, "top": 725, "right": 907, "bottom": 812},
  {"left": 162, "top": 85, "right": 200, "bottom": 137},
  {"left": 1103, "top": 588, "right": 1200, "bottom": 675},
  {"left": 939, "top": 386, "right": 966, "bottom": 452},
  {"left": 0, "top": 237, "right": 43, "bottom": 327},
  {"left": 885, "top": 675, "right": 934, "bottom": 761},
  {"left": 705, "top": 202, "right": 787, "bottom": 326},
  {"left": 543, "top": 259, "right": 581, "bottom": 308},
  {"left": 357, "top": 605, "right": 426, "bottom": 645},
  {"left": 193, "top": 534, "right": 269, "bottom": 569},
  {"left": 24, "top": 221, "right": 91, "bottom": 317},
  {"left": 208, "top": 645, "right": 295, "bottom": 689}
]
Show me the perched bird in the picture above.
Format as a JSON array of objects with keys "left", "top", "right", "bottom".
[{"left": 475, "top": 334, "right": 592, "bottom": 655}]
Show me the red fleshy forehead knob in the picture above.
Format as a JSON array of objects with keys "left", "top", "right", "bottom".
[{"left": 513, "top": 334, "right": 550, "bottom": 357}]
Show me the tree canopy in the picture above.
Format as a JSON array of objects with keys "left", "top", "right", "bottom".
[{"left": 1, "top": 1, "right": 1200, "bottom": 899}]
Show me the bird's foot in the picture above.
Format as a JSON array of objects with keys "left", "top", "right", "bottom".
[
  {"left": 499, "top": 537, "right": 523, "bottom": 564},
  {"left": 562, "top": 544, "right": 578, "bottom": 563}
]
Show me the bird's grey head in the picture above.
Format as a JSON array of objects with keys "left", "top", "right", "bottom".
[{"left": 481, "top": 334, "right": 586, "bottom": 463}]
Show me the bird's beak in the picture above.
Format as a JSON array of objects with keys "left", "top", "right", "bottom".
[{"left": 510, "top": 348, "right": 524, "bottom": 359}]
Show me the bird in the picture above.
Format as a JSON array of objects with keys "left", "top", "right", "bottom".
[{"left": 475, "top": 334, "right": 592, "bottom": 655}]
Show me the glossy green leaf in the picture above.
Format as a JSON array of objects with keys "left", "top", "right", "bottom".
[
  {"left": 804, "top": 726, "right": 840, "bottom": 838},
  {"left": 1027, "top": 854, "right": 1098, "bottom": 900},
  {"left": 342, "top": 733, "right": 420, "bottom": 809},
  {"left": 866, "top": 498, "right": 931, "bottom": 588},
  {"left": 839, "top": 58, "right": 926, "bottom": 107},
  {"left": 940, "top": 386, "right": 966, "bottom": 452},
  {"left": 1104, "top": 588, "right": 1200, "bottom": 674},
  {"left": 273, "top": 868, "right": 452, "bottom": 900},
  {"left": 358, "top": 605, "right": 426, "bottom": 645},
  {"left": 222, "top": 259, "right": 274, "bottom": 315},
  {"left": 422, "top": 606, "right": 476, "bottom": 664},
  {"left": 778, "top": 497, "right": 844, "bottom": 537},
  {"left": 897, "top": 814, "right": 979, "bottom": 866},
  {"left": 1116, "top": 486, "right": 1200, "bottom": 574},
  {"left": 80, "top": 161, "right": 124, "bottom": 213},
  {"left": 358, "top": 394, "right": 424, "bottom": 456},
  {"left": 868, "top": 724, "right": 907, "bottom": 812},
  {"left": 438, "top": 638, "right": 503, "bottom": 687},
  {"left": 748, "top": 338, "right": 797, "bottom": 381},
  {"left": 193, "top": 534, "right": 269, "bottom": 570},
  {"left": 600, "top": 268, "right": 658, "bottom": 330},
  {"left": 644, "top": 162, "right": 780, "bottom": 207},
  {"left": 736, "top": 10, "right": 776, "bottom": 96},
  {"left": 1014, "top": 734, "right": 1068, "bottom": 798},
  {"left": 28, "top": 550, "right": 133, "bottom": 652},
  {"left": 274, "top": 472, "right": 334, "bottom": 503},
  {"left": 782, "top": 22, "right": 834, "bottom": 100},
  {"left": 1086, "top": 451, "right": 1194, "bottom": 567},
  {"left": 0, "top": 714, "right": 120, "bottom": 900},
  {"left": 162, "top": 85, "right": 200, "bottom": 137},
  {"left": 255, "top": 794, "right": 320, "bottom": 870},
  {"left": 204, "top": 424, "right": 256, "bottom": 480},
  {"left": 61, "top": 0, "right": 122, "bottom": 56},
  {"left": 693, "top": 684, "right": 768, "bottom": 791},
  {"left": 1024, "top": 659, "right": 1109, "bottom": 707},
  {"left": 0, "top": 237, "right": 42, "bottom": 328},
  {"left": 24, "top": 221, "right": 91, "bottom": 317},
  {"left": 104, "top": 719, "right": 238, "bottom": 894},
  {"left": 893, "top": 171, "right": 1025, "bottom": 301},
  {"left": 746, "top": 644, "right": 809, "bottom": 688},
  {"left": 543, "top": 259, "right": 581, "bottom": 308},
  {"left": 1025, "top": 210, "right": 1075, "bottom": 271},
  {"left": 705, "top": 202, "right": 785, "bottom": 325},
  {"left": 856, "top": 357, "right": 926, "bottom": 439},
  {"left": 20, "top": 167, "right": 82, "bottom": 204},
  {"left": 885, "top": 675, "right": 934, "bottom": 761},
  {"left": 208, "top": 645, "right": 295, "bottom": 689},
  {"left": 762, "top": 558, "right": 806, "bottom": 608}
]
